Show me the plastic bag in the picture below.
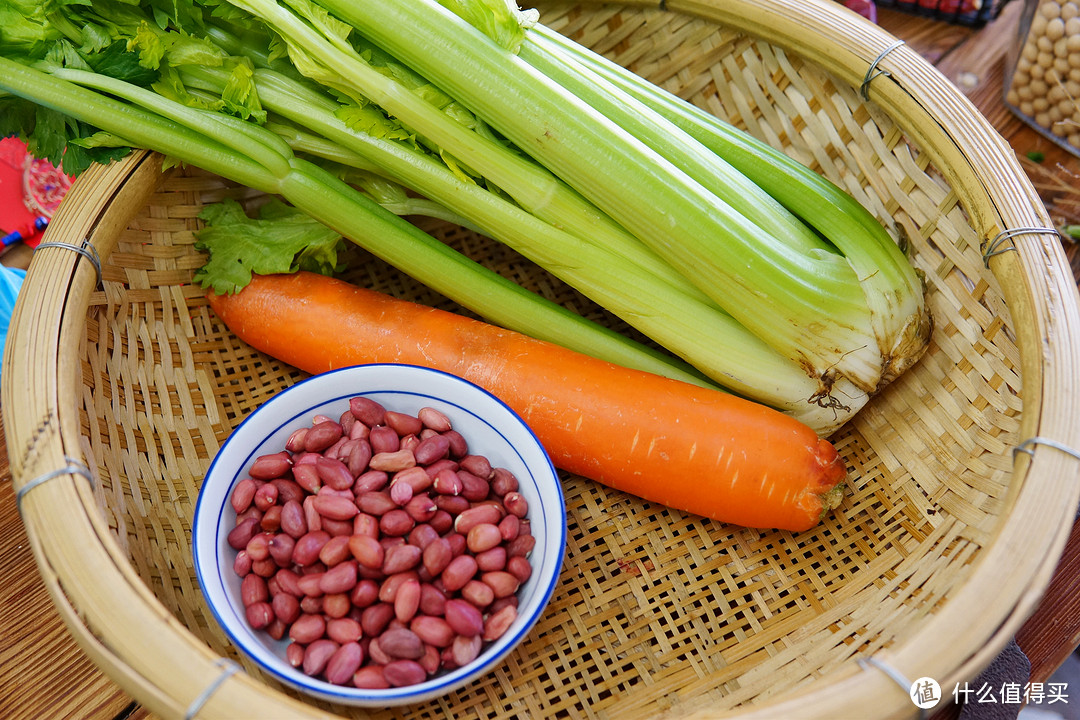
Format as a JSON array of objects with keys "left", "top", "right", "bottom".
[{"left": 0, "top": 264, "right": 26, "bottom": 373}]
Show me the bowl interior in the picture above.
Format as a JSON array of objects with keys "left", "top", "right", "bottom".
[{"left": 192, "top": 363, "right": 567, "bottom": 706}]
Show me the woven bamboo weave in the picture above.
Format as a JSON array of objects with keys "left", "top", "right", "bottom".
[{"left": 5, "top": 1, "right": 1080, "bottom": 719}]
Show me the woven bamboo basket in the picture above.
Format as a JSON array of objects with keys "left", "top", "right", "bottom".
[{"left": 6, "top": 0, "right": 1080, "bottom": 718}]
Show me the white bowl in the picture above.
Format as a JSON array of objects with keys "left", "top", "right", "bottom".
[{"left": 192, "top": 363, "right": 566, "bottom": 706}]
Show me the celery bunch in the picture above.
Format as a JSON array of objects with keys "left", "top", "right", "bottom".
[{"left": 0, "top": 0, "right": 930, "bottom": 434}]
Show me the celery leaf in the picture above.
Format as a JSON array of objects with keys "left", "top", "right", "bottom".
[{"left": 194, "top": 198, "right": 345, "bottom": 294}]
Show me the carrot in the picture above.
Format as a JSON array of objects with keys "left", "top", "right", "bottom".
[{"left": 207, "top": 272, "right": 847, "bottom": 531}]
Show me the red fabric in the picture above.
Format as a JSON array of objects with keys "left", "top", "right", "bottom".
[{"left": 0, "top": 137, "right": 72, "bottom": 248}]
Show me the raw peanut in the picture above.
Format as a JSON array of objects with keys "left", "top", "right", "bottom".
[
  {"left": 233, "top": 550, "right": 252, "bottom": 577},
  {"left": 410, "top": 615, "right": 455, "bottom": 648},
  {"left": 467, "top": 523, "right": 503, "bottom": 554},
  {"left": 445, "top": 532, "right": 467, "bottom": 558},
  {"left": 426, "top": 458, "right": 459, "bottom": 476},
  {"left": 270, "top": 478, "right": 305, "bottom": 505},
  {"left": 320, "top": 560, "right": 358, "bottom": 594},
  {"left": 338, "top": 409, "right": 357, "bottom": 437},
  {"left": 325, "top": 642, "right": 364, "bottom": 685},
  {"left": 475, "top": 546, "right": 507, "bottom": 573},
  {"left": 253, "top": 482, "right": 278, "bottom": 511},
  {"left": 352, "top": 665, "right": 390, "bottom": 689},
  {"left": 461, "top": 579, "right": 495, "bottom": 609},
  {"left": 394, "top": 466, "right": 433, "bottom": 493},
  {"left": 361, "top": 603, "right": 395, "bottom": 637},
  {"left": 326, "top": 437, "right": 349, "bottom": 462},
  {"left": 459, "top": 455, "right": 493, "bottom": 480},
  {"left": 498, "top": 514, "right": 520, "bottom": 541},
  {"left": 422, "top": 537, "right": 453, "bottom": 577},
  {"left": 503, "top": 491, "right": 529, "bottom": 519},
  {"left": 292, "top": 530, "right": 331, "bottom": 567},
  {"left": 348, "top": 534, "right": 385, "bottom": 570},
  {"left": 419, "top": 643, "right": 441, "bottom": 675},
  {"left": 357, "top": 490, "right": 396, "bottom": 516},
  {"left": 353, "top": 512, "right": 380, "bottom": 539},
  {"left": 280, "top": 499, "right": 307, "bottom": 538},
  {"left": 452, "top": 634, "right": 483, "bottom": 667},
  {"left": 441, "top": 555, "right": 478, "bottom": 592},
  {"left": 434, "top": 494, "right": 470, "bottom": 517},
  {"left": 289, "top": 613, "right": 327, "bottom": 644},
  {"left": 266, "top": 618, "right": 286, "bottom": 641},
  {"left": 370, "top": 449, "right": 416, "bottom": 473},
  {"left": 454, "top": 504, "right": 503, "bottom": 535},
  {"left": 507, "top": 555, "right": 532, "bottom": 584},
  {"left": 394, "top": 578, "right": 421, "bottom": 623},
  {"left": 385, "top": 410, "right": 424, "bottom": 437},
  {"left": 296, "top": 572, "right": 325, "bottom": 597},
  {"left": 413, "top": 434, "right": 450, "bottom": 466},
  {"left": 302, "top": 496, "right": 322, "bottom": 533},
  {"left": 312, "top": 414, "right": 335, "bottom": 425},
  {"left": 379, "top": 628, "right": 425, "bottom": 659},
  {"left": 293, "top": 452, "right": 319, "bottom": 467},
  {"left": 287, "top": 642, "right": 305, "bottom": 668},
  {"left": 285, "top": 427, "right": 309, "bottom": 453},
  {"left": 353, "top": 469, "right": 388, "bottom": 494},
  {"left": 230, "top": 478, "right": 258, "bottom": 514},
  {"left": 259, "top": 505, "right": 283, "bottom": 533},
  {"left": 400, "top": 434, "right": 420, "bottom": 453},
  {"left": 408, "top": 523, "right": 439, "bottom": 550},
  {"left": 418, "top": 406, "right": 452, "bottom": 432},
  {"left": 443, "top": 429, "right": 468, "bottom": 458},
  {"left": 252, "top": 558, "right": 278, "bottom": 578},
  {"left": 316, "top": 456, "right": 355, "bottom": 491},
  {"left": 491, "top": 467, "right": 519, "bottom": 496},
  {"left": 268, "top": 534, "right": 296, "bottom": 567},
  {"left": 518, "top": 519, "right": 532, "bottom": 537},
  {"left": 318, "top": 535, "right": 352, "bottom": 566},
  {"left": 347, "top": 439, "right": 374, "bottom": 478},
  {"left": 368, "top": 425, "right": 400, "bottom": 454},
  {"left": 241, "top": 573, "right": 269, "bottom": 607},
  {"left": 404, "top": 495, "right": 438, "bottom": 523},
  {"left": 419, "top": 583, "right": 447, "bottom": 616},
  {"left": 350, "top": 578, "right": 380, "bottom": 609},
  {"left": 249, "top": 451, "right": 292, "bottom": 480},
  {"left": 245, "top": 533, "right": 271, "bottom": 562},
  {"left": 312, "top": 494, "right": 359, "bottom": 521},
  {"left": 507, "top": 534, "right": 536, "bottom": 558},
  {"left": 302, "top": 638, "right": 340, "bottom": 676},
  {"left": 274, "top": 568, "right": 304, "bottom": 597},
  {"left": 483, "top": 604, "right": 518, "bottom": 642},
  {"left": 457, "top": 470, "right": 490, "bottom": 502},
  {"left": 349, "top": 416, "right": 370, "bottom": 440},
  {"left": 383, "top": 659, "right": 428, "bottom": 687},
  {"left": 378, "top": 572, "right": 420, "bottom": 603},
  {"left": 326, "top": 617, "right": 363, "bottom": 645},
  {"left": 349, "top": 396, "right": 386, "bottom": 426},
  {"left": 300, "top": 595, "right": 324, "bottom": 615},
  {"left": 323, "top": 592, "right": 352, "bottom": 619},
  {"left": 444, "top": 598, "right": 485, "bottom": 637},
  {"left": 292, "top": 464, "right": 321, "bottom": 494},
  {"left": 227, "top": 517, "right": 260, "bottom": 551},
  {"left": 432, "top": 468, "right": 464, "bottom": 496},
  {"left": 380, "top": 509, "right": 416, "bottom": 538},
  {"left": 320, "top": 517, "right": 354, "bottom": 537},
  {"left": 246, "top": 604, "right": 274, "bottom": 634},
  {"left": 235, "top": 506, "right": 263, "bottom": 526},
  {"left": 482, "top": 571, "right": 520, "bottom": 599},
  {"left": 389, "top": 480, "right": 413, "bottom": 506},
  {"left": 305, "top": 420, "right": 344, "bottom": 453},
  {"left": 367, "top": 636, "right": 393, "bottom": 666},
  {"left": 272, "top": 592, "right": 301, "bottom": 625},
  {"left": 383, "top": 543, "right": 423, "bottom": 574},
  {"left": 429, "top": 510, "right": 453, "bottom": 535}
]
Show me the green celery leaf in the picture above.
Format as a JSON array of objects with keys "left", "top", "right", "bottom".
[{"left": 194, "top": 197, "right": 345, "bottom": 294}]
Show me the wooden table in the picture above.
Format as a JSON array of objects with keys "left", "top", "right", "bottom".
[{"left": 2, "top": 4, "right": 1080, "bottom": 719}]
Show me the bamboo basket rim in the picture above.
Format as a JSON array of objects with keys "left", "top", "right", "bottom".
[{"left": 4, "top": 1, "right": 1080, "bottom": 718}]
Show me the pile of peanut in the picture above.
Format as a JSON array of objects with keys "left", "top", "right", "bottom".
[
  {"left": 1006, "top": 0, "right": 1080, "bottom": 149},
  {"left": 227, "top": 397, "right": 535, "bottom": 689}
]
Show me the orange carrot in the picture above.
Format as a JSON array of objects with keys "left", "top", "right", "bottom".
[{"left": 207, "top": 272, "right": 847, "bottom": 531}]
